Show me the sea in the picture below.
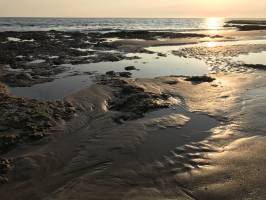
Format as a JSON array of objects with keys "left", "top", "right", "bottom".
[{"left": 0, "top": 17, "right": 235, "bottom": 32}]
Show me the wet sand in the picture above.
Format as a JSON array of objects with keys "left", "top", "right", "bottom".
[{"left": 0, "top": 27, "right": 266, "bottom": 199}]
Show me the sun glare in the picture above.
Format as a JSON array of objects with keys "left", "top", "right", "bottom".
[
  {"left": 206, "top": 41, "right": 219, "bottom": 47},
  {"left": 206, "top": 17, "right": 222, "bottom": 30}
]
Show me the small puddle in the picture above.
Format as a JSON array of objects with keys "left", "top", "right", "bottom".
[
  {"left": 132, "top": 106, "right": 219, "bottom": 162},
  {"left": 9, "top": 71, "right": 94, "bottom": 100}
]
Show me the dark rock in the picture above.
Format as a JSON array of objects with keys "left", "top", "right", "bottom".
[
  {"left": 83, "top": 71, "right": 94, "bottom": 75},
  {"left": 52, "top": 59, "right": 65, "bottom": 65},
  {"left": 106, "top": 71, "right": 116, "bottom": 76},
  {"left": 103, "top": 54, "right": 123, "bottom": 62},
  {"left": 0, "top": 135, "right": 19, "bottom": 148},
  {"left": 0, "top": 125, "right": 9, "bottom": 132},
  {"left": 164, "top": 80, "right": 178, "bottom": 85},
  {"left": 121, "top": 85, "right": 145, "bottom": 95},
  {"left": 210, "top": 35, "right": 224, "bottom": 38},
  {"left": 0, "top": 176, "right": 8, "bottom": 184},
  {"left": 243, "top": 64, "right": 266, "bottom": 70},
  {"left": 224, "top": 20, "right": 266, "bottom": 31},
  {"left": 0, "top": 158, "right": 12, "bottom": 175},
  {"left": 125, "top": 66, "right": 137, "bottom": 71},
  {"left": 185, "top": 76, "right": 215, "bottom": 83},
  {"left": 102, "top": 31, "right": 208, "bottom": 40},
  {"left": 109, "top": 81, "right": 177, "bottom": 122},
  {"left": 157, "top": 53, "right": 167, "bottom": 57},
  {"left": 17, "top": 72, "right": 33, "bottom": 80},
  {"left": 237, "top": 25, "right": 266, "bottom": 31},
  {"left": 0, "top": 92, "right": 76, "bottom": 152},
  {"left": 226, "top": 20, "right": 266, "bottom": 25},
  {"left": 119, "top": 72, "right": 132, "bottom": 78}
]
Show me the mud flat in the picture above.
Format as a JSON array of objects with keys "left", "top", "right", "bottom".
[
  {"left": 1, "top": 28, "right": 266, "bottom": 200},
  {"left": 0, "top": 68, "right": 266, "bottom": 199},
  {"left": 0, "top": 73, "right": 221, "bottom": 199},
  {"left": 173, "top": 42, "right": 266, "bottom": 73}
]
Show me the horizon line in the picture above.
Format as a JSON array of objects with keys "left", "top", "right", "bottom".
[{"left": 0, "top": 16, "right": 266, "bottom": 19}]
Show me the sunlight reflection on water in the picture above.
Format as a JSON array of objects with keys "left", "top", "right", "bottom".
[
  {"left": 9, "top": 39, "right": 266, "bottom": 100},
  {"left": 9, "top": 52, "right": 210, "bottom": 100},
  {"left": 233, "top": 51, "right": 266, "bottom": 65},
  {"left": 206, "top": 18, "right": 223, "bottom": 30}
]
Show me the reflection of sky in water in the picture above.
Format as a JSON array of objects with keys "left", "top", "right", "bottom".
[
  {"left": 9, "top": 52, "right": 210, "bottom": 100},
  {"left": 73, "top": 53, "right": 209, "bottom": 78},
  {"left": 147, "top": 39, "right": 266, "bottom": 52},
  {"left": 9, "top": 39, "right": 266, "bottom": 100},
  {"left": 9, "top": 74, "right": 94, "bottom": 100},
  {"left": 232, "top": 51, "right": 266, "bottom": 65}
]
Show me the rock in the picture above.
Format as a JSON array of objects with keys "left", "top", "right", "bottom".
[
  {"left": 29, "top": 132, "right": 45, "bottom": 140},
  {"left": 0, "top": 176, "right": 8, "bottom": 184},
  {"left": 157, "top": 53, "right": 167, "bottom": 57},
  {"left": 0, "top": 125, "right": 9, "bottom": 132},
  {"left": 67, "top": 107, "right": 76, "bottom": 113},
  {"left": 125, "top": 66, "right": 137, "bottom": 71},
  {"left": 17, "top": 72, "right": 33, "bottom": 80},
  {"left": 109, "top": 81, "right": 179, "bottom": 122},
  {"left": 121, "top": 85, "right": 145, "bottom": 95},
  {"left": 224, "top": 20, "right": 266, "bottom": 31},
  {"left": 64, "top": 100, "right": 74, "bottom": 107},
  {"left": 106, "top": 71, "right": 116, "bottom": 76},
  {"left": 164, "top": 80, "right": 178, "bottom": 85},
  {"left": 52, "top": 59, "right": 65, "bottom": 65},
  {"left": 104, "top": 55, "right": 122, "bottom": 62},
  {"left": 210, "top": 35, "right": 223, "bottom": 38},
  {"left": 185, "top": 76, "right": 215, "bottom": 83},
  {"left": 119, "top": 72, "right": 132, "bottom": 78},
  {"left": 243, "top": 64, "right": 266, "bottom": 70},
  {"left": 238, "top": 25, "right": 266, "bottom": 31},
  {"left": 127, "top": 56, "right": 141, "bottom": 60},
  {"left": 0, "top": 91, "right": 76, "bottom": 152},
  {"left": 32, "top": 75, "right": 41, "bottom": 79},
  {"left": 0, "top": 134, "right": 19, "bottom": 146},
  {"left": 83, "top": 71, "right": 94, "bottom": 75},
  {"left": 102, "top": 31, "right": 208, "bottom": 40},
  {"left": 0, "top": 158, "right": 12, "bottom": 175}
]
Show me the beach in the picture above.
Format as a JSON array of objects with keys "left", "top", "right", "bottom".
[{"left": 0, "top": 18, "right": 266, "bottom": 199}]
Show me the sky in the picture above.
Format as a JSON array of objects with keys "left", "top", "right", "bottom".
[{"left": 0, "top": 0, "right": 266, "bottom": 18}]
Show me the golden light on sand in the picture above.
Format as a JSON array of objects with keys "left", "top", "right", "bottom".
[
  {"left": 206, "top": 18, "right": 222, "bottom": 30},
  {"left": 206, "top": 41, "right": 219, "bottom": 47}
]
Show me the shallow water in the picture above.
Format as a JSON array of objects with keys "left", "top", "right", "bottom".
[
  {"left": 9, "top": 39, "right": 266, "bottom": 100},
  {"left": 147, "top": 39, "right": 266, "bottom": 53},
  {"left": 133, "top": 106, "right": 219, "bottom": 161},
  {"left": 9, "top": 73, "right": 94, "bottom": 100},
  {"left": 9, "top": 53, "right": 210, "bottom": 100},
  {"left": 232, "top": 51, "right": 266, "bottom": 65},
  {"left": 74, "top": 53, "right": 210, "bottom": 78}
]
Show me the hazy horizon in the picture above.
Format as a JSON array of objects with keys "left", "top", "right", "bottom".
[
  {"left": 1, "top": 0, "right": 266, "bottom": 18},
  {"left": 0, "top": 17, "right": 266, "bottom": 19}
]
